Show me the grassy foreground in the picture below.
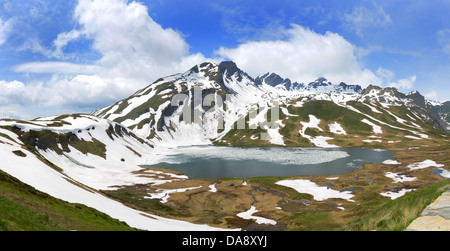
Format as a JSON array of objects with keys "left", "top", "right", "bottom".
[
  {"left": 0, "top": 170, "right": 136, "bottom": 231},
  {"left": 338, "top": 179, "right": 450, "bottom": 231}
]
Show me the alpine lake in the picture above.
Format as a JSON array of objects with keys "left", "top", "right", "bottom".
[{"left": 143, "top": 146, "right": 395, "bottom": 179}]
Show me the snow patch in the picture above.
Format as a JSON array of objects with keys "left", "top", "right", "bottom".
[
  {"left": 146, "top": 186, "right": 203, "bottom": 203},
  {"left": 237, "top": 205, "right": 277, "bottom": 225},
  {"left": 385, "top": 110, "right": 407, "bottom": 124},
  {"left": 380, "top": 189, "right": 415, "bottom": 200},
  {"left": 405, "top": 135, "right": 422, "bottom": 140},
  {"left": 363, "top": 103, "right": 382, "bottom": 114},
  {"left": 362, "top": 139, "right": 382, "bottom": 143},
  {"left": 267, "top": 120, "right": 285, "bottom": 146},
  {"left": 208, "top": 184, "right": 217, "bottom": 192},
  {"left": 299, "top": 115, "right": 338, "bottom": 148},
  {"left": 292, "top": 101, "right": 304, "bottom": 107},
  {"left": 383, "top": 159, "right": 401, "bottom": 165},
  {"left": 280, "top": 106, "right": 298, "bottom": 117},
  {"left": 275, "top": 179, "right": 355, "bottom": 202},
  {"left": 385, "top": 172, "right": 417, "bottom": 183},
  {"left": 329, "top": 122, "right": 346, "bottom": 135},
  {"left": 435, "top": 168, "right": 450, "bottom": 179},
  {"left": 407, "top": 160, "right": 444, "bottom": 171},
  {"left": 310, "top": 136, "right": 338, "bottom": 148},
  {"left": 300, "top": 115, "right": 322, "bottom": 133},
  {"left": 361, "top": 118, "right": 382, "bottom": 134}
]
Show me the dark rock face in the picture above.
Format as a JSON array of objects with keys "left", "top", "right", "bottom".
[{"left": 407, "top": 91, "right": 426, "bottom": 108}]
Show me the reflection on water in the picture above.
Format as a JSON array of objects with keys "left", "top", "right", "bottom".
[{"left": 144, "top": 146, "right": 394, "bottom": 179}]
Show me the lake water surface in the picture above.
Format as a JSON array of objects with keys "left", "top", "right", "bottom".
[{"left": 145, "top": 146, "right": 394, "bottom": 179}]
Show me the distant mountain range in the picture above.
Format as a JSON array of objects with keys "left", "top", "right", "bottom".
[{"left": 92, "top": 61, "right": 450, "bottom": 146}]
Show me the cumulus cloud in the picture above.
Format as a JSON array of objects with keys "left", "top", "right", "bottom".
[
  {"left": 15, "top": 0, "right": 209, "bottom": 86},
  {"left": 0, "top": 74, "right": 132, "bottom": 119},
  {"left": 0, "top": 80, "right": 27, "bottom": 104},
  {"left": 4, "top": 0, "right": 209, "bottom": 118},
  {"left": 0, "top": 0, "right": 417, "bottom": 118},
  {"left": 216, "top": 24, "right": 382, "bottom": 87},
  {"left": 72, "top": 0, "right": 207, "bottom": 82}
]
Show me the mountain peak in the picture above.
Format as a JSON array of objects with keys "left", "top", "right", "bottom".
[
  {"left": 255, "top": 72, "right": 286, "bottom": 87},
  {"left": 407, "top": 90, "right": 426, "bottom": 107},
  {"left": 338, "top": 82, "right": 363, "bottom": 93},
  {"left": 218, "top": 61, "right": 239, "bottom": 74},
  {"left": 218, "top": 61, "right": 254, "bottom": 82},
  {"left": 308, "top": 77, "right": 330, "bottom": 88},
  {"left": 189, "top": 61, "right": 217, "bottom": 74}
]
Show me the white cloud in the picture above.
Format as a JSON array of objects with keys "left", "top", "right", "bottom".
[
  {"left": 0, "top": 80, "right": 27, "bottom": 104},
  {"left": 0, "top": 74, "right": 135, "bottom": 119},
  {"left": 16, "top": 38, "right": 55, "bottom": 57},
  {"left": 4, "top": 0, "right": 209, "bottom": 118},
  {"left": 375, "top": 67, "right": 416, "bottom": 91},
  {"left": 14, "top": 61, "right": 100, "bottom": 75},
  {"left": 13, "top": 0, "right": 209, "bottom": 88},
  {"left": 424, "top": 91, "right": 438, "bottom": 100},
  {"left": 1, "top": 0, "right": 417, "bottom": 119},
  {"left": 0, "top": 80, "right": 32, "bottom": 119},
  {"left": 424, "top": 91, "right": 447, "bottom": 102},
  {"left": 438, "top": 29, "right": 450, "bottom": 55},
  {"left": 0, "top": 17, "right": 13, "bottom": 45},
  {"left": 52, "top": 29, "right": 85, "bottom": 59},
  {"left": 72, "top": 0, "right": 207, "bottom": 83},
  {"left": 341, "top": 1, "right": 391, "bottom": 36},
  {"left": 216, "top": 24, "right": 382, "bottom": 87},
  {"left": 376, "top": 67, "right": 395, "bottom": 82},
  {"left": 388, "top": 75, "right": 416, "bottom": 90}
]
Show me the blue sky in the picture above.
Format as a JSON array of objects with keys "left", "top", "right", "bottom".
[{"left": 0, "top": 0, "right": 449, "bottom": 119}]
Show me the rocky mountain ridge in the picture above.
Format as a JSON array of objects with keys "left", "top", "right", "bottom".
[{"left": 92, "top": 61, "right": 450, "bottom": 147}]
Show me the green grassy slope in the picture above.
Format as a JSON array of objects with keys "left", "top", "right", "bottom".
[
  {"left": 217, "top": 99, "right": 449, "bottom": 149},
  {"left": 338, "top": 179, "right": 450, "bottom": 231},
  {"left": 0, "top": 170, "right": 137, "bottom": 231}
]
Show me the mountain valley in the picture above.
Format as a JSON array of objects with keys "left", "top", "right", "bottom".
[{"left": 0, "top": 61, "right": 449, "bottom": 231}]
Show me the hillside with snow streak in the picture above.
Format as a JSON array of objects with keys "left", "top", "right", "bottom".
[{"left": 0, "top": 114, "right": 233, "bottom": 231}]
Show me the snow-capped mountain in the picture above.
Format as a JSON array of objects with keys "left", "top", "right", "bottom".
[
  {"left": 427, "top": 100, "right": 450, "bottom": 131},
  {"left": 92, "top": 61, "right": 270, "bottom": 146},
  {"left": 255, "top": 73, "right": 362, "bottom": 93},
  {"left": 93, "top": 61, "right": 450, "bottom": 147}
]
